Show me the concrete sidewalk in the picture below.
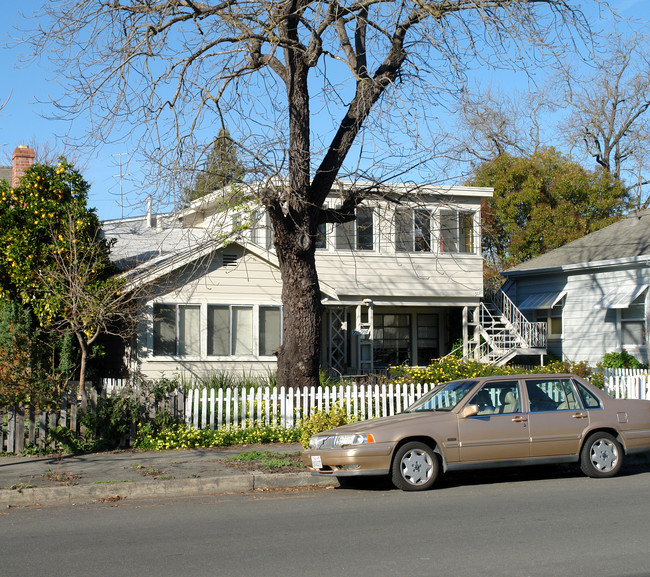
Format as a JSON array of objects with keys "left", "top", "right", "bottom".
[{"left": 0, "top": 443, "right": 337, "bottom": 507}]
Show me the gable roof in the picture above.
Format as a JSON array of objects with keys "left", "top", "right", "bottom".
[
  {"left": 503, "top": 210, "right": 650, "bottom": 277},
  {"left": 120, "top": 235, "right": 340, "bottom": 300},
  {"left": 102, "top": 214, "right": 211, "bottom": 270}
]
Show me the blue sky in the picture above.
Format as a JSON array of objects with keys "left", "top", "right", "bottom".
[
  {"left": 1, "top": 1, "right": 648, "bottom": 222},
  {"left": 1, "top": 1, "right": 137, "bottom": 221}
]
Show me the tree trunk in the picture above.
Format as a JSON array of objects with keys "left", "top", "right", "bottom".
[
  {"left": 76, "top": 333, "right": 88, "bottom": 398},
  {"left": 274, "top": 236, "right": 323, "bottom": 390}
]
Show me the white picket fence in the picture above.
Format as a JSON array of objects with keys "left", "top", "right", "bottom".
[
  {"left": 183, "top": 382, "right": 434, "bottom": 430},
  {"left": 181, "top": 370, "right": 650, "bottom": 431},
  {"left": 602, "top": 368, "right": 650, "bottom": 401}
]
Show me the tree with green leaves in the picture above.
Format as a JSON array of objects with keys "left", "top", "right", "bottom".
[
  {"left": 0, "top": 300, "right": 75, "bottom": 407},
  {"left": 0, "top": 159, "right": 132, "bottom": 394},
  {"left": 184, "top": 129, "right": 246, "bottom": 204},
  {"left": 0, "top": 159, "right": 99, "bottom": 316},
  {"left": 469, "top": 148, "right": 629, "bottom": 280}
]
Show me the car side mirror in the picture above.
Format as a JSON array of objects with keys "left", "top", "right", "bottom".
[{"left": 462, "top": 404, "right": 479, "bottom": 418}]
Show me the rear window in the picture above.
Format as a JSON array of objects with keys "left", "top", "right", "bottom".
[{"left": 574, "top": 381, "right": 601, "bottom": 409}]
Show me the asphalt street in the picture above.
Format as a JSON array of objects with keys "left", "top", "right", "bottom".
[{"left": 3, "top": 464, "right": 650, "bottom": 577}]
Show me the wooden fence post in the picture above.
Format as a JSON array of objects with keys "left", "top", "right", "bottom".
[
  {"left": 14, "top": 404, "right": 25, "bottom": 453},
  {"left": 0, "top": 407, "right": 5, "bottom": 453},
  {"left": 28, "top": 405, "right": 36, "bottom": 447},
  {"left": 39, "top": 410, "right": 47, "bottom": 449},
  {"left": 7, "top": 406, "right": 15, "bottom": 453}
]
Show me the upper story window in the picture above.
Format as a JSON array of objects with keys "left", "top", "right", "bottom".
[
  {"left": 440, "top": 209, "right": 475, "bottom": 253},
  {"left": 396, "top": 208, "right": 432, "bottom": 252},
  {"left": 249, "top": 211, "right": 274, "bottom": 250},
  {"left": 335, "top": 206, "right": 374, "bottom": 251},
  {"left": 315, "top": 222, "right": 327, "bottom": 250}
]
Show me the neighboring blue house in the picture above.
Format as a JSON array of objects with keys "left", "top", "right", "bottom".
[{"left": 500, "top": 210, "right": 650, "bottom": 365}]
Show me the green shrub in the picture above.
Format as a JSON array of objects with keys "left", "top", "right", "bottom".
[
  {"left": 299, "top": 404, "right": 354, "bottom": 448},
  {"left": 601, "top": 350, "right": 646, "bottom": 369}
]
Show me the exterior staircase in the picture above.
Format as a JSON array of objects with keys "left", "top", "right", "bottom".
[{"left": 464, "top": 289, "right": 547, "bottom": 366}]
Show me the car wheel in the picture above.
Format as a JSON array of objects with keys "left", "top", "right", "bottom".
[
  {"left": 391, "top": 441, "right": 439, "bottom": 491},
  {"left": 580, "top": 432, "right": 623, "bottom": 478}
]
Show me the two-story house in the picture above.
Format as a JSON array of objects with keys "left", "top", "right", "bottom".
[{"left": 103, "top": 182, "right": 493, "bottom": 380}]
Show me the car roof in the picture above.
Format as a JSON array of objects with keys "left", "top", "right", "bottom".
[{"left": 478, "top": 373, "right": 576, "bottom": 379}]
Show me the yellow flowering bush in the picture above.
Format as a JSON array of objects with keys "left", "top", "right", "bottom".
[
  {"left": 299, "top": 404, "right": 355, "bottom": 448},
  {"left": 389, "top": 358, "right": 597, "bottom": 386},
  {"left": 134, "top": 422, "right": 301, "bottom": 450}
]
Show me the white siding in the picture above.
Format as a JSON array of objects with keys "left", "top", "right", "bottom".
[
  {"left": 316, "top": 252, "right": 483, "bottom": 304},
  {"left": 136, "top": 250, "right": 283, "bottom": 380}
]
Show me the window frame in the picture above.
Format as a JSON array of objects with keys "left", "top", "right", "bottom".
[
  {"left": 152, "top": 303, "right": 201, "bottom": 357},
  {"left": 395, "top": 208, "right": 433, "bottom": 253},
  {"left": 372, "top": 313, "right": 412, "bottom": 367},
  {"left": 619, "top": 292, "right": 647, "bottom": 348},
  {"left": 439, "top": 209, "right": 475, "bottom": 254},
  {"left": 207, "top": 304, "right": 254, "bottom": 357},
  {"left": 259, "top": 305, "right": 282, "bottom": 357},
  {"left": 335, "top": 206, "right": 375, "bottom": 251},
  {"left": 535, "top": 298, "right": 564, "bottom": 338}
]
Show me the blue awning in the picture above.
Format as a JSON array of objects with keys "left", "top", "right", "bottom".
[
  {"left": 595, "top": 284, "right": 648, "bottom": 309},
  {"left": 518, "top": 291, "right": 566, "bottom": 310}
]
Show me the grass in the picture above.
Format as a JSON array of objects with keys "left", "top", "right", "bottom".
[{"left": 224, "top": 450, "right": 305, "bottom": 472}]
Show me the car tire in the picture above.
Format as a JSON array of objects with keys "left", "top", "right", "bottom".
[
  {"left": 580, "top": 432, "right": 623, "bottom": 478},
  {"left": 391, "top": 441, "right": 439, "bottom": 491}
]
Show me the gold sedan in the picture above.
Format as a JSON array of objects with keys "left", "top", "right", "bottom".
[{"left": 301, "top": 374, "right": 650, "bottom": 491}]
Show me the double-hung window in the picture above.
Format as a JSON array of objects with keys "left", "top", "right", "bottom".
[
  {"left": 335, "top": 206, "right": 374, "bottom": 250},
  {"left": 395, "top": 208, "right": 432, "bottom": 252},
  {"left": 373, "top": 313, "right": 411, "bottom": 366},
  {"left": 208, "top": 305, "right": 253, "bottom": 356},
  {"left": 440, "top": 209, "right": 475, "bottom": 253},
  {"left": 153, "top": 304, "right": 200, "bottom": 356},
  {"left": 259, "top": 306, "right": 282, "bottom": 356},
  {"left": 207, "top": 305, "right": 282, "bottom": 356},
  {"left": 535, "top": 300, "right": 564, "bottom": 338},
  {"left": 621, "top": 293, "right": 646, "bottom": 347}
]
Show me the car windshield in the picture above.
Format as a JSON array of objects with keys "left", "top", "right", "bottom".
[{"left": 405, "top": 380, "right": 479, "bottom": 412}]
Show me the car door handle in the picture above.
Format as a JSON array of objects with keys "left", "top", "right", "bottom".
[
  {"left": 572, "top": 412, "right": 588, "bottom": 419},
  {"left": 512, "top": 416, "right": 528, "bottom": 423}
]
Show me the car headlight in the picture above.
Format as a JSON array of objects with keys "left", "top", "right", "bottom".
[
  {"left": 333, "top": 433, "right": 375, "bottom": 447},
  {"left": 308, "top": 435, "right": 331, "bottom": 449}
]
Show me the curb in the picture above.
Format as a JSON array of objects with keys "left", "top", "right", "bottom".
[{"left": 1, "top": 473, "right": 339, "bottom": 508}]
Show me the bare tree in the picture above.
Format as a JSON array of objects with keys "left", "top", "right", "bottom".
[
  {"left": 557, "top": 31, "right": 650, "bottom": 209},
  {"left": 39, "top": 210, "right": 137, "bottom": 395},
  {"left": 22, "top": 1, "right": 600, "bottom": 388},
  {"left": 443, "top": 84, "right": 552, "bottom": 165}
]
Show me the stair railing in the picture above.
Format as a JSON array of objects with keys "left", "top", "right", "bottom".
[{"left": 487, "top": 289, "right": 547, "bottom": 348}]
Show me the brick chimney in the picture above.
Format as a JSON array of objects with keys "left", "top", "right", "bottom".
[{"left": 12, "top": 145, "right": 35, "bottom": 187}]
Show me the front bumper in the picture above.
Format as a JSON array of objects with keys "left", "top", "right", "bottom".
[{"left": 301, "top": 441, "right": 396, "bottom": 477}]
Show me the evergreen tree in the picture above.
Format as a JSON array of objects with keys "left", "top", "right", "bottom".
[{"left": 184, "top": 129, "right": 245, "bottom": 203}]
